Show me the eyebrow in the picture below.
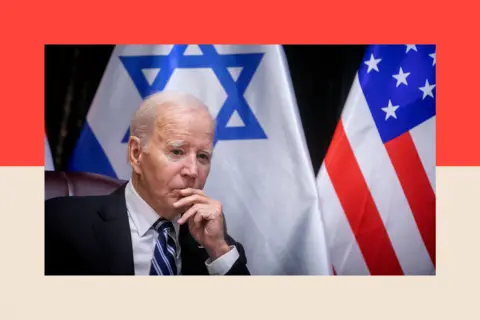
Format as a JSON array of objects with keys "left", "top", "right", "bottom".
[
  {"left": 166, "top": 140, "right": 186, "bottom": 148},
  {"left": 166, "top": 140, "right": 213, "bottom": 155}
]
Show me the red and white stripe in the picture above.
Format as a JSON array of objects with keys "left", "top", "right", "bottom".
[{"left": 317, "top": 74, "right": 435, "bottom": 275}]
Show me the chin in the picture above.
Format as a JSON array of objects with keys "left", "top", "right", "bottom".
[{"left": 156, "top": 205, "right": 178, "bottom": 220}]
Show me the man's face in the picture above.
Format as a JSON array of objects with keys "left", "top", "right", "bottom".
[{"left": 133, "top": 108, "right": 214, "bottom": 218}]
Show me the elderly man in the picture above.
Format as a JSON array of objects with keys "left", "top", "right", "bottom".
[{"left": 45, "top": 91, "right": 249, "bottom": 275}]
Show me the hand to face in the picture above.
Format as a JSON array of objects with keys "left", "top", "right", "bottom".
[{"left": 175, "top": 188, "right": 230, "bottom": 260}]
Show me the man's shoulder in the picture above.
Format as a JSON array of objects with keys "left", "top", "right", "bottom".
[
  {"left": 45, "top": 194, "right": 111, "bottom": 219},
  {"left": 46, "top": 194, "right": 108, "bottom": 207}
]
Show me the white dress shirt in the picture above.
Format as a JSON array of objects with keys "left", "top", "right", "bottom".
[{"left": 124, "top": 180, "right": 239, "bottom": 275}]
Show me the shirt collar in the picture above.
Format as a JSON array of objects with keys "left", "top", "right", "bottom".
[{"left": 125, "top": 180, "right": 180, "bottom": 237}]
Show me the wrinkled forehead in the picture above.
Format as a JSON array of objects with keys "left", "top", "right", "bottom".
[{"left": 154, "top": 107, "right": 214, "bottom": 145}]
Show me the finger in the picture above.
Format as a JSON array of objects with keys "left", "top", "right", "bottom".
[
  {"left": 173, "top": 194, "right": 208, "bottom": 208},
  {"left": 179, "top": 188, "right": 205, "bottom": 197},
  {"left": 193, "top": 209, "right": 206, "bottom": 227},
  {"left": 188, "top": 210, "right": 217, "bottom": 233},
  {"left": 202, "top": 210, "right": 218, "bottom": 220},
  {"left": 199, "top": 211, "right": 223, "bottom": 235},
  {"left": 177, "top": 203, "right": 201, "bottom": 224},
  {"left": 177, "top": 204, "right": 212, "bottom": 224}
]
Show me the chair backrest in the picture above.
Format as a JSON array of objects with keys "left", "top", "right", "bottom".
[
  {"left": 45, "top": 171, "right": 229, "bottom": 231},
  {"left": 44, "top": 171, "right": 126, "bottom": 200}
]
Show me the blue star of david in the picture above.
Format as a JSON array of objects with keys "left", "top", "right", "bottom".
[{"left": 118, "top": 45, "right": 267, "bottom": 146}]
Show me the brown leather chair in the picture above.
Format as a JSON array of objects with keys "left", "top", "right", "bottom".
[
  {"left": 44, "top": 171, "right": 230, "bottom": 232},
  {"left": 45, "top": 171, "right": 126, "bottom": 200}
]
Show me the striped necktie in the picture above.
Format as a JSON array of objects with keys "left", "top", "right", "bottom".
[{"left": 150, "top": 218, "right": 177, "bottom": 275}]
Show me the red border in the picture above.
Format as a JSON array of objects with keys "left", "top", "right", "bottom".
[{"left": 0, "top": 0, "right": 476, "bottom": 165}]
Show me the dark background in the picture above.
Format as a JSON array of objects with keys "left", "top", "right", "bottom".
[{"left": 45, "top": 45, "right": 367, "bottom": 175}]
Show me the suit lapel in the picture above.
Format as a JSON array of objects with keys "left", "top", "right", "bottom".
[
  {"left": 179, "top": 224, "right": 209, "bottom": 275},
  {"left": 93, "top": 184, "right": 135, "bottom": 275}
]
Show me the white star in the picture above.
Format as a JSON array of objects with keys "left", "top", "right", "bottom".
[
  {"left": 381, "top": 100, "right": 400, "bottom": 120},
  {"left": 364, "top": 54, "right": 382, "bottom": 73},
  {"left": 429, "top": 52, "right": 436, "bottom": 66},
  {"left": 419, "top": 79, "right": 436, "bottom": 99},
  {"left": 405, "top": 45, "right": 418, "bottom": 53},
  {"left": 392, "top": 67, "right": 411, "bottom": 87}
]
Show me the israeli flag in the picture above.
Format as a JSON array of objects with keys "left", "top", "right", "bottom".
[{"left": 68, "top": 45, "right": 331, "bottom": 275}]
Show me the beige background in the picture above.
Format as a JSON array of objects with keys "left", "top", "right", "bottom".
[{"left": 0, "top": 166, "right": 477, "bottom": 319}]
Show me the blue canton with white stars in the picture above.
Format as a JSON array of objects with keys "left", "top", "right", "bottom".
[
  {"left": 358, "top": 44, "right": 436, "bottom": 144},
  {"left": 118, "top": 45, "right": 268, "bottom": 146}
]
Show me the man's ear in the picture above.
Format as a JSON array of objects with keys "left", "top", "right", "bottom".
[{"left": 128, "top": 136, "right": 143, "bottom": 174}]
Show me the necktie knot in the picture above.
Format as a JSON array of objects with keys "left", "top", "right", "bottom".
[{"left": 152, "top": 218, "right": 174, "bottom": 233}]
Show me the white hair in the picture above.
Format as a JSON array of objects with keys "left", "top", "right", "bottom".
[{"left": 129, "top": 91, "right": 212, "bottom": 148}]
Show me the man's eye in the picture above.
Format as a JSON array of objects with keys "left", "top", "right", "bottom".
[
  {"left": 198, "top": 154, "right": 210, "bottom": 161},
  {"left": 171, "top": 149, "right": 184, "bottom": 156}
]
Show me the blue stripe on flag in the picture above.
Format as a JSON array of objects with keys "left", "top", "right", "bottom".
[{"left": 67, "top": 122, "right": 118, "bottom": 178}]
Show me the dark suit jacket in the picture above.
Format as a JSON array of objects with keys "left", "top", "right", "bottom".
[{"left": 44, "top": 184, "right": 250, "bottom": 275}]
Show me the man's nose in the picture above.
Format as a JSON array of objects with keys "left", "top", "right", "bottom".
[{"left": 181, "top": 154, "right": 198, "bottom": 179}]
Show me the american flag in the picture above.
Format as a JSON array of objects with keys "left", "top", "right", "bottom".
[{"left": 317, "top": 44, "right": 436, "bottom": 275}]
